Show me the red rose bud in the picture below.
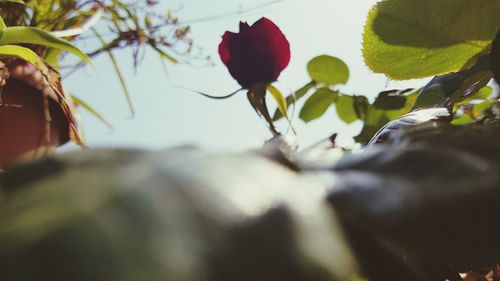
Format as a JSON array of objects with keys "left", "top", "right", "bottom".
[{"left": 218, "top": 17, "right": 291, "bottom": 88}]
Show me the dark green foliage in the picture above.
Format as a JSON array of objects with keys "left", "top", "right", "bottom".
[
  {"left": 492, "top": 30, "right": 500, "bottom": 85},
  {"left": 372, "top": 89, "right": 412, "bottom": 110}
]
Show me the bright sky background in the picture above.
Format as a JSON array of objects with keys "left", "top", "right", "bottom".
[{"left": 62, "top": 0, "right": 427, "bottom": 152}]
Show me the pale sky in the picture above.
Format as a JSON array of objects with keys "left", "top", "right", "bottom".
[{"left": 62, "top": 0, "right": 427, "bottom": 152}]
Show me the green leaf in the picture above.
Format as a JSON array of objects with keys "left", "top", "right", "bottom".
[
  {"left": 267, "top": 84, "right": 288, "bottom": 119},
  {"left": 473, "top": 101, "right": 498, "bottom": 117},
  {"left": 364, "top": 108, "right": 449, "bottom": 145},
  {"left": 43, "top": 48, "right": 62, "bottom": 69},
  {"left": 452, "top": 114, "right": 475, "bottom": 125},
  {"left": 307, "top": 55, "right": 349, "bottom": 86},
  {"left": 150, "top": 44, "right": 178, "bottom": 64},
  {"left": 457, "top": 85, "right": 493, "bottom": 105},
  {"left": 336, "top": 95, "right": 357, "bottom": 124},
  {"left": 468, "top": 85, "right": 493, "bottom": 100},
  {"left": 272, "top": 81, "right": 315, "bottom": 121},
  {"left": 72, "top": 95, "right": 112, "bottom": 129},
  {"left": 363, "top": 106, "right": 386, "bottom": 126},
  {"left": 354, "top": 125, "right": 382, "bottom": 144},
  {"left": 107, "top": 48, "right": 134, "bottom": 116},
  {"left": 0, "top": 44, "right": 42, "bottom": 67},
  {"left": 92, "top": 28, "right": 134, "bottom": 116},
  {"left": 0, "top": 26, "right": 91, "bottom": 64},
  {"left": 412, "top": 55, "right": 492, "bottom": 110},
  {"left": 299, "top": 88, "right": 338, "bottom": 122},
  {"left": 352, "top": 95, "right": 370, "bottom": 120},
  {"left": 373, "top": 89, "right": 413, "bottom": 110},
  {"left": 354, "top": 108, "right": 389, "bottom": 144},
  {"left": 383, "top": 94, "right": 416, "bottom": 120},
  {"left": 362, "top": 0, "right": 500, "bottom": 80}
]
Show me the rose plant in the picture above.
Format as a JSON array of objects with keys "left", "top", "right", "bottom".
[{"left": 266, "top": 0, "right": 500, "bottom": 144}]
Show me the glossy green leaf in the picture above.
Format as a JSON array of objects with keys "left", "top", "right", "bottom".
[
  {"left": 457, "top": 85, "right": 493, "bottom": 105},
  {"left": 363, "top": 0, "right": 500, "bottom": 80},
  {"left": 412, "top": 55, "right": 492, "bottom": 110},
  {"left": 307, "top": 55, "right": 349, "bottom": 86},
  {"left": 365, "top": 108, "right": 450, "bottom": 145},
  {"left": 336, "top": 95, "right": 357, "bottom": 124},
  {"left": 0, "top": 26, "right": 91, "bottom": 64},
  {"left": 267, "top": 84, "right": 288, "bottom": 119},
  {"left": 299, "top": 88, "right": 338, "bottom": 122},
  {"left": 272, "top": 81, "right": 315, "bottom": 121},
  {"left": 72, "top": 95, "right": 112, "bottom": 128}
]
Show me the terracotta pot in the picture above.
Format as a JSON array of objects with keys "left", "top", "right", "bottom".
[{"left": 0, "top": 70, "right": 71, "bottom": 167}]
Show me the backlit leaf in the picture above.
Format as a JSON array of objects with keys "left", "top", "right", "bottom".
[
  {"left": 363, "top": 0, "right": 500, "bottom": 80},
  {"left": 336, "top": 95, "right": 357, "bottom": 124},
  {"left": 307, "top": 55, "right": 349, "bottom": 86},
  {"left": 272, "top": 81, "right": 315, "bottom": 121},
  {"left": 299, "top": 88, "right": 338, "bottom": 122},
  {"left": 473, "top": 101, "right": 498, "bottom": 117},
  {"left": 267, "top": 84, "right": 288, "bottom": 119}
]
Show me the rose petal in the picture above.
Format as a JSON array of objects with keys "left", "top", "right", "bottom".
[{"left": 218, "top": 17, "right": 290, "bottom": 88}]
